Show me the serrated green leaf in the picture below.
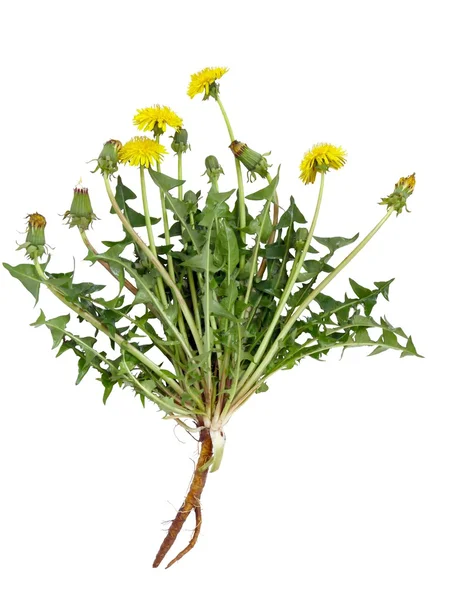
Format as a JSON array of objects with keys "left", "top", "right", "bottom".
[
  {"left": 148, "top": 166, "right": 184, "bottom": 192},
  {"left": 314, "top": 233, "right": 359, "bottom": 253},
  {"left": 315, "top": 293, "right": 341, "bottom": 313},
  {"left": 124, "top": 205, "right": 153, "bottom": 228},
  {"left": 374, "top": 279, "right": 394, "bottom": 301},
  {"left": 182, "top": 245, "right": 222, "bottom": 272},
  {"left": 354, "top": 328, "right": 372, "bottom": 343},
  {"left": 141, "top": 380, "right": 157, "bottom": 394},
  {"left": 30, "top": 309, "right": 46, "bottom": 327},
  {"left": 45, "top": 314, "right": 71, "bottom": 349},
  {"left": 117, "top": 176, "right": 137, "bottom": 201},
  {"left": 400, "top": 336, "right": 423, "bottom": 358},
  {"left": 276, "top": 196, "right": 307, "bottom": 229},
  {"left": 380, "top": 316, "right": 407, "bottom": 338},
  {"left": 101, "top": 375, "right": 114, "bottom": 405},
  {"left": 246, "top": 170, "right": 279, "bottom": 201},
  {"left": 349, "top": 279, "right": 377, "bottom": 315},
  {"left": 351, "top": 314, "right": 378, "bottom": 327},
  {"left": 207, "top": 298, "right": 238, "bottom": 321},
  {"left": 368, "top": 345, "right": 388, "bottom": 356},
  {"left": 259, "top": 210, "right": 272, "bottom": 244},
  {"left": 75, "top": 357, "right": 90, "bottom": 385},
  {"left": 265, "top": 244, "right": 289, "bottom": 259},
  {"left": 3, "top": 262, "right": 41, "bottom": 303},
  {"left": 199, "top": 189, "right": 234, "bottom": 227},
  {"left": 215, "top": 221, "right": 239, "bottom": 274}
]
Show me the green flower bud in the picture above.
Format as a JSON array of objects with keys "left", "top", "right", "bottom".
[
  {"left": 184, "top": 190, "right": 199, "bottom": 205},
  {"left": 92, "top": 139, "right": 122, "bottom": 176},
  {"left": 203, "top": 155, "right": 224, "bottom": 184},
  {"left": 18, "top": 213, "right": 47, "bottom": 259},
  {"left": 64, "top": 187, "right": 97, "bottom": 231},
  {"left": 171, "top": 128, "right": 190, "bottom": 153},
  {"left": 379, "top": 173, "right": 416, "bottom": 214},
  {"left": 229, "top": 140, "right": 271, "bottom": 182}
]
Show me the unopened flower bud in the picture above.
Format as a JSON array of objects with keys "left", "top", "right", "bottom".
[
  {"left": 19, "top": 213, "right": 47, "bottom": 259},
  {"left": 171, "top": 128, "right": 190, "bottom": 153},
  {"left": 379, "top": 173, "right": 416, "bottom": 214},
  {"left": 203, "top": 155, "right": 224, "bottom": 184},
  {"left": 93, "top": 139, "right": 122, "bottom": 176},
  {"left": 64, "top": 187, "right": 97, "bottom": 230},
  {"left": 229, "top": 140, "right": 271, "bottom": 182},
  {"left": 184, "top": 190, "right": 199, "bottom": 205}
]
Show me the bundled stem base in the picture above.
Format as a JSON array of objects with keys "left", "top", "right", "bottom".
[{"left": 153, "top": 429, "right": 213, "bottom": 569}]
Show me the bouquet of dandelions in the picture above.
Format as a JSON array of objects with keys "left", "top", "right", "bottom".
[{"left": 4, "top": 66, "right": 420, "bottom": 569}]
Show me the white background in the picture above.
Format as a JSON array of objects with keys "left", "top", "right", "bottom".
[{"left": 0, "top": 0, "right": 448, "bottom": 598}]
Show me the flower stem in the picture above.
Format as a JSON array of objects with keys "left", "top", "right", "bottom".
[
  {"left": 103, "top": 174, "right": 203, "bottom": 354},
  {"left": 178, "top": 152, "right": 184, "bottom": 200},
  {"left": 204, "top": 226, "right": 213, "bottom": 410},
  {"left": 244, "top": 197, "right": 272, "bottom": 304},
  {"left": 239, "top": 173, "right": 326, "bottom": 392},
  {"left": 215, "top": 96, "right": 246, "bottom": 267},
  {"left": 156, "top": 135, "right": 176, "bottom": 285},
  {"left": 237, "top": 205, "right": 396, "bottom": 400},
  {"left": 140, "top": 165, "right": 167, "bottom": 308},
  {"left": 256, "top": 173, "right": 280, "bottom": 279}
]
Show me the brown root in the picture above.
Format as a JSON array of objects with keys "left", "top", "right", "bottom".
[
  {"left": 152, "top": 429, "right": 213, "bottom": 568},
  {"left": 165, "top": 505, "right": 203, "bottom": 569}
]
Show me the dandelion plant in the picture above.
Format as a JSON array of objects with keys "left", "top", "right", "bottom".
[{"left": 3, "top": 66, "right": 420, "bottom": 569}]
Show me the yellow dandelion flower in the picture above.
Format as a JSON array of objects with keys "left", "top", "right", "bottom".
[
  {"left": 187, "top": 66, "right": 229, "bottom": 99},
  {"left": 119, "top": 136, "right": 167, "bottom": 168},
  {"left": 133, "top": 105, "right": 183, "bottom": 135},
  {"left": 299, "top": 143, "right": 347, "bottom": 184}
]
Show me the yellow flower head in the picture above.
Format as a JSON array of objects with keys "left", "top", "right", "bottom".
[
  {"left": 187, "top": 66, "right": 229, "bottom": 99},
  {"left": 299, "top": 143, "right": 347, "bottom": 184},
  {"left": 396, "top": 173, "right": 416, "bottom": 195},
  {"left": 27, "top": 213, "right": 47, "bottom": 230},
  {"left": 119, "top": 136, "right": 167, "bottom": 168},
  {"left": 133, "top": 105, "right": 183, "bottom": 135}
]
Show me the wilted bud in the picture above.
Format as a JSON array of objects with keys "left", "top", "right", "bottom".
[
  {"left": 171, "top": 128, "right": 190, "bottom": 153},
  {"left": 93, "top": 139, "right": 122, "bottom": 176},
  {"left": 64, "top": 187, "right": 97, "bottom": 231},
  {"left": 203, "top": 155, "right": 224, "bottom": 184},
  {"left": 229, "top": 140, "right": 271, "bottom": 182},
  {"left": 18, "top": 213, "right": 47, "bottom": 259},
  {"left": 379, "top": 173, "right": 416, "bottom": 214}
]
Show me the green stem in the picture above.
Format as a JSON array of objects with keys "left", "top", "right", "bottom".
[
  {"left": 178, "top": 152, "right": 184, "bottom": 200},
  {"left": 215, "top": 95, "right": 246, "bottom": 268},
  {"left": 156, "top": 135, "right": 176, "bottom": 285},
  {"left": 140, "top": 165, "right": 167, "bottom": 308},
  {"left": 237, "top": 205, "right": 396, "bottom": 400},
  {"left": 187, "top": 268, "right": 202, "bottom": 336},
  {"left": 244, "top": 197, "right": 272, "bottom": 304},
  {"left": 204, "top": 226, "right": 213, "bottom": 407},
  {"left": 219, "top": 322, "right": 242, "bottom": 423},
  {"left": 239, "top": 173, "right": 326, "bottom": 392},
  {"left": 121, "top": 358, "right": 195, "bottom": 416},
  {"left": 103, "top": 174, "right": 203, "bottom": 354}
]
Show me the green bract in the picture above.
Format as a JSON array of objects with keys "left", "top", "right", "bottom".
[{"left": 3, "top": 68, "right": 419, "bottom": 569}]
